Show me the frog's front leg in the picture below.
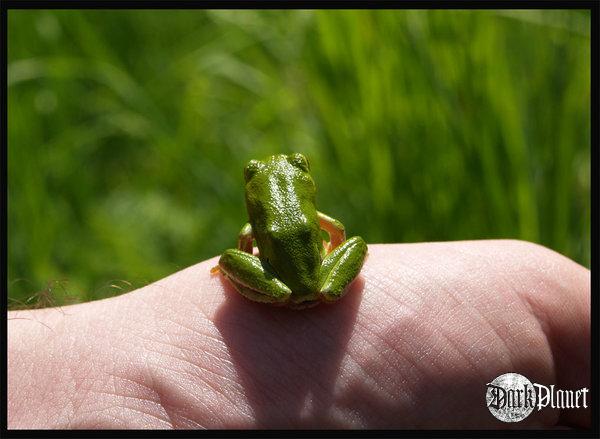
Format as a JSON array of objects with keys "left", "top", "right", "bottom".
[
  {"left": 318, "top": 235, "right": 367, "bottom": 302},
  {"left": 237, "top": 222, "right": 254, "bottom": 253},
  {"left": 210, "top": 222, "right": 253, "bottom": 273},
  {"left": 318, "top": 211, "right": 346, "bottom": 253},
  {"left": 218, "top": 249, "right": 292, "bottom": 304}
]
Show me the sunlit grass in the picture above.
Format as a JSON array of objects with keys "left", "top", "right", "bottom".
[{"left": 8, "top": 10, "right": 591, "bottom": 307}]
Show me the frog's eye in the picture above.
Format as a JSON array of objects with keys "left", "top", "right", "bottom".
[
  {"left": 244, "top": 160, "right": 262, "bottom": 182},
  {"left": 288, "top": 153, "right": 310, "bottom": 172}
]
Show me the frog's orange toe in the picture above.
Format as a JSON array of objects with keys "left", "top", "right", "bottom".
[{"left": 210, "top": 265, "right": 221, "bottom": 275}]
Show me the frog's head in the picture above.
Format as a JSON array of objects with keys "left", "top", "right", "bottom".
[
  {"left": 243, "top": 153, "right": 316, "bottom": 215},
  {"left": 244, "top": 153, "right": 311, "bottom": 183}
]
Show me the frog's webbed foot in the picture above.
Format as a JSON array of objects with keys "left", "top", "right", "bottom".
[
  {"left": 318, "top": 236, "right": 367, "bottom": 302},
  {"left": 218, "top": 249, "right": 292, "bottom": 304}
]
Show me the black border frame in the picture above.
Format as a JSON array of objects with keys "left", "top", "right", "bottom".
[{"left": 1, "top": 1, "right": 597, "bottom": 437}]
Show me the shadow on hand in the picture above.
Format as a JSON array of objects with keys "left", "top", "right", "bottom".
[{"left": 213, "top": 276, "right": 364, "bottom": 428}]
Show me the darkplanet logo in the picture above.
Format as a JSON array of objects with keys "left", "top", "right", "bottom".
[{"left": 485, "top": 373, "right": 589, "bottom": 422}]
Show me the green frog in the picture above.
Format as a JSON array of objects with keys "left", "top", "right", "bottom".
[{"left": 212, "top": 153, "right": 367, "bottom": 309}]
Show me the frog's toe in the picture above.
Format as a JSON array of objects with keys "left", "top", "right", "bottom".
[{"left": 286, "top": 300, "right": 321, "bottom": 310}]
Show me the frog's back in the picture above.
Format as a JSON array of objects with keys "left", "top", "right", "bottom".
[{"left": 244, "top": 155, "right": 322, "bottom": 295}]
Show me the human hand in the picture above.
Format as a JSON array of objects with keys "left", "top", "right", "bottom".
[{"left": 8, "top": 240, "right": 590, "bottom": 429}]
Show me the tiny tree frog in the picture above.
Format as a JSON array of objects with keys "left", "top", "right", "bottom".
[{"left": 212, "top": 153, "right": 367, "bottom": 309}]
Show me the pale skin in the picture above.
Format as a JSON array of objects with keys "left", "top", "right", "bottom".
[{"left": 8, "top": 240, "right": 590, "bottom": 429}]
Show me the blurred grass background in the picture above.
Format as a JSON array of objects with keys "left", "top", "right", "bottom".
[{"left": 8, "top": 10, "right": 591, "bottom": 308}]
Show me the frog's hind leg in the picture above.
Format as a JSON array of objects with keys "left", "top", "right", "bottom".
[
  {"left": 318, "top": 236, "right": 367, "bottom": 302},
  {"left": 218, "top": 249, "right": 292, "bottom": 304},
  {"left": 223, "top": 275, "right": 289, "bottom": 305},
  {"left": 317, "top": 211, "right": 346, "bottom": 254}
]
